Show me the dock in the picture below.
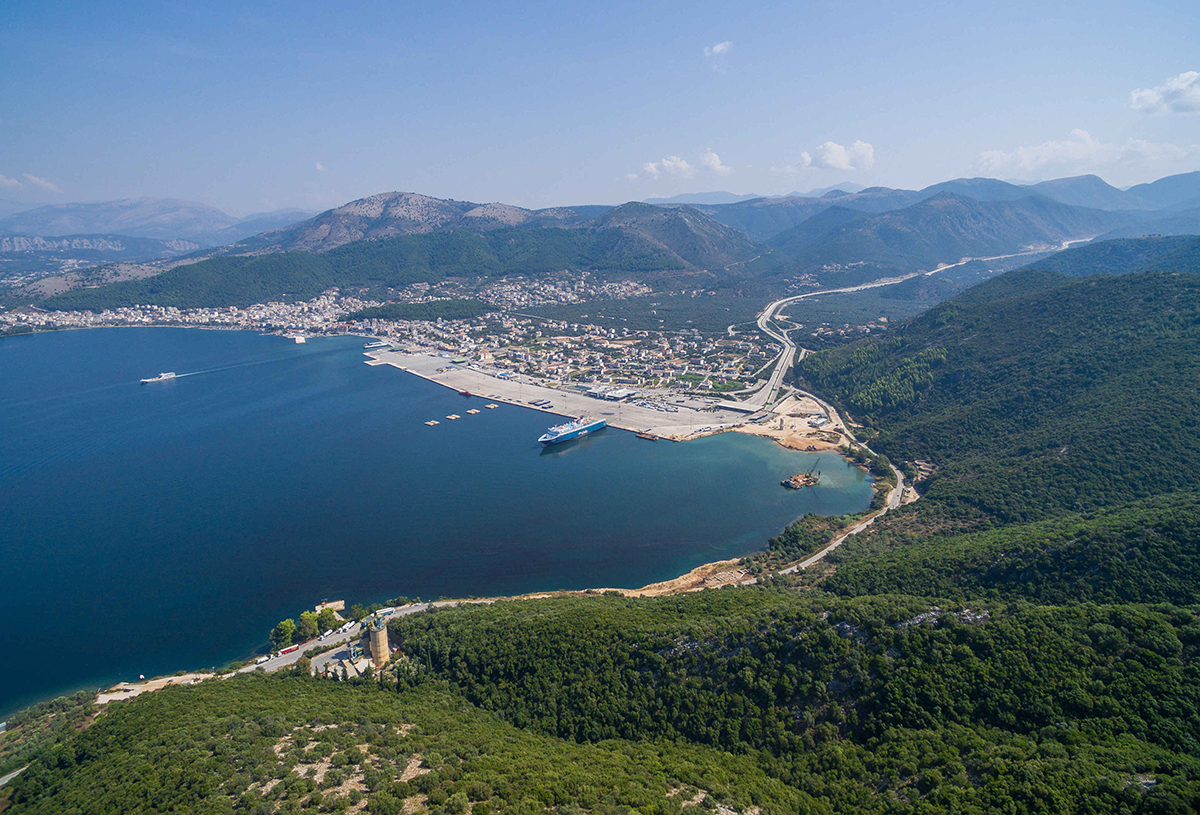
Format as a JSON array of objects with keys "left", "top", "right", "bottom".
[{"left": 364, "top": 349, "right": 752, "bottom": 440}]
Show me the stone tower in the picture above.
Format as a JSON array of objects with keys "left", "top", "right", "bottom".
[{"left": 367, "top": 617, "right": 390, "bottom": 667}]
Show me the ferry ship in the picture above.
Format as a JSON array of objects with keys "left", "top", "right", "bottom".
[
  {"left": 140, "top": 372, "right": 176, "bottom": 384},
  {"left": 538, "top": 417, "right": 606, "bottom": 445},
  {"left": 363, "top": 340, "right": 390, "bottom": 349}
]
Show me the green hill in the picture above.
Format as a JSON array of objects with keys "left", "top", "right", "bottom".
[
  {"left": 1019, "top": 235, "right": 1200, "bottom": 277},
  {"left": 825, "top": 491, "right": 1200, "bottom": 603},
  {"left": 42, "top": 226, "right": 699, "bottom": 311},
  {"left": 41, "top": 204, "right": 765, "bottom": 311},
  {"left": 796, "top": 270, "right": 1200, "bottom": 523}
]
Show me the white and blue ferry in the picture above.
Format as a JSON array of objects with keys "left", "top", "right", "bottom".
[{"left": 538, "top": 416, "right": 606, "bottom": 445}]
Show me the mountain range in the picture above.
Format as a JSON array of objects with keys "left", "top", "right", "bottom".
[
  {"left": 8, "top": 169, "right": 1200, "bottom": 309},
  {"left": 0, "top": 198, "right": 316, "bottom": 246}
]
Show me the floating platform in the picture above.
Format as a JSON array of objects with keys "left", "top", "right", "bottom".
[
  {"left": 485, "top": 404, "right": 499, "bottom": 409},
  {"left": 446, "top": 414, "right": 460, "bottom": 420},
  {"left": 466, "top": 409, "right": 481, "bottom": 415},
  {"left": 425, "top": 420, "right": 439, "bottom": 426}
]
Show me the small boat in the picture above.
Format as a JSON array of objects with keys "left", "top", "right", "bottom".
[
  {"left": 635, "top": 432, "right": 658, "bottom": 441},
  {"left": 459, "top": 390, "right": 471, "bottom": 397},
  {"left": 140, "top": 372, "right": 176, "bottom": 384}
]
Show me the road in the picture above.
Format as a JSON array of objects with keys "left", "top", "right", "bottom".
[{"left": 740, "top": 237, "right": 1096, "bottom": 413}]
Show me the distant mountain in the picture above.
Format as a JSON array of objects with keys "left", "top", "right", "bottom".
[
  {"left": 0, "top": 234, "right": 200, "bottom": 258},
  {"left": 0, "top": 199, "right": 33, "bottom": 219},
  {"left": 592, "top": 202, "right": 759, "bottom": 270},
  {"left": 42, "top": 199, "right": 762, "bottom": 310},
  {"left": 210, "top": 209, "right": 318, "bottom": 245},
  {"left": 1024, "top": 175, "right": 1151, "bottom": 211},
  {"left": 782, "top": 183, "right": 867, "bottom": 198},
  {"left": 643, "top": 192, "right": 762, "bottom": 205},
  {"left": 918, "top": 177, "right": 1031, "bottom": 202},
  {"left": 243, "top": 192, "right": 605, "bottom": 254},
  {"left": 1019, "top": 235, "right": 1200, "bottom": 278},
  {"left": 763, "top": 192, "right": 1135, "bottom": 285},
  {"left": 0, "top": 198, "right": 238, "bottom": 243},
  {"left": 0, "top": 234, "right": 203, "bottom": 281},
  {"left": 1125, "top": 171, "right": 1200, "bottom": 210}
]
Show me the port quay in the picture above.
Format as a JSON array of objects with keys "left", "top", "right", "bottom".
[{"left": 366, "top": 347, "right": 761, "bottom": 440}]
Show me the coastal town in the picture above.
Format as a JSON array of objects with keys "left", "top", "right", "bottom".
[{"left": 2, "top": 285, "right": 789, "bottom": 402}]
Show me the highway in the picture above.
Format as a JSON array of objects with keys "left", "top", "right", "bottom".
[{"left": 740, "top": 236, "right": 1097, "bottom": 412}]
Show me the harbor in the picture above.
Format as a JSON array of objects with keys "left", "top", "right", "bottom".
[{"left": 366, "top": 347, "right": 756, "bottom": 440}]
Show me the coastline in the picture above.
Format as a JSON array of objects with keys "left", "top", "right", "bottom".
[{"left": 5, "top": 330, "right": 884, "bottom": 717}]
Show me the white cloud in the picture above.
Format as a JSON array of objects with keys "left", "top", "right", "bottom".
[
  {"left": 810, "top": 141, "right": 874, "bottom": 171},
  {"left": 0, "top": 174, "right": 21, "bottom": 189},
  {"left": 700, "top": 148, "right": 733, "bottom": 175},
  {"left": 1131, "top": 71, "right": 1200, "bottom": 115},
  {"left": 703, "top": 41, "right": 732, "bottom": 57},
  {"left": 640, "top": 156, "right": 695, "bottom": 181},
  {"left": 22, "top": 173, "right": 61, "bottom": 193},
  {"left": 977, "top": 128, "right": 1195, "bottom": 176},
  {"left": 624, "top": 173, "right": 639, "bottom": 182},
  {"left": 660, "top": 156, "right": 695, "bottom": 178},
  {"left": 315, "top": 162, "right": 327, "bottom": 172}
]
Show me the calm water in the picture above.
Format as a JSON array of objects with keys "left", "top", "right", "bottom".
[{"left": 0, "top": 328, "right": 872, "bottom": 715}]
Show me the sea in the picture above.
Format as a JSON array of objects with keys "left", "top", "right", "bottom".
[{"left": 0, "top": 328, "right": 873, "bottom": 717}]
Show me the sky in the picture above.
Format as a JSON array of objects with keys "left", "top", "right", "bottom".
[{"left": 2, "top": 0, "right": 1199, "bottom": 215}]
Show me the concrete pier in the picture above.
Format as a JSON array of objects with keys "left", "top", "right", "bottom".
[{"left": 366, "top": 348, "right": 754, "bottom": 440}]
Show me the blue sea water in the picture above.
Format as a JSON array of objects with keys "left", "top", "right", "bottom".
[{"left": 0, "top": 328, "right": 873, "bottom": 716}]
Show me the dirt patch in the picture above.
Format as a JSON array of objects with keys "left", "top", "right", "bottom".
[{"left": 399, "top": 755, "right": 430, "bottom": 782}]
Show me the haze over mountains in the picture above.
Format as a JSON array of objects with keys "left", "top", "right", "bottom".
[{"left": 0, "top": 198, "right": 316, "bottom": 247}]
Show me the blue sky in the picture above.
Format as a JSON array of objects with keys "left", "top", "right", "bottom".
[{"left": 2, "top": 0, "right": 1198, "bottom": 214}]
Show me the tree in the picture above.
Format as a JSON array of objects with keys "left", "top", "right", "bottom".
[
  {"left": 270, "top": 619, "right": 296, "bottom": 650},
  {"left": 317, "top": 608, "right": 339, "bottom": 632},
  {"left": 298, "top": 611, "right": 319, "bottom": 641}
]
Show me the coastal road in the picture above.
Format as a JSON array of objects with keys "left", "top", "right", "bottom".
[{"left": 776, "top": 460, "right": 906, "bottom": 575}]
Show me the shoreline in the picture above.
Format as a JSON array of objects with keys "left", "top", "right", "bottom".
[{"left": 5, "top": 331, "right": 883, "bottom": 718}]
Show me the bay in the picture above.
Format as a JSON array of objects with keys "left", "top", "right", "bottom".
[{"left": 0, "top": 328, "right": 873, "bottom": 716}]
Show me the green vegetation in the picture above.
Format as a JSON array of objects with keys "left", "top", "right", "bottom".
[
  {"left": 826, "top": 492, "right": 1200, "bottom": 604},
  {"left": 387, "top": 592, "right": 1200, "bottom": 813},
  {"left": 43, "top": 227, "right": 690, "bottom": 311},
  {"left": 1022, "top": 236, "right": 1200, "bottom": 278},
  {"left": 756, "top": 193, "right": 1133, "bottom": 287},
  {"left": 0, "top": 692, "right": 93, "bottom": 777},
  {"left": 527, "top": 291, "right": 767, "bottom": 336},
  {"left": 797, "top": 270, "right": 1200, "bottom": 524},
  {"left": 10, "top": 251, "right": 1200, "bottom": 815},
  {"left": 11, "top": 592, "right": 1200, "bottom": 814},
  {"left": 5, "top": 671, "right": 805, "bottom": 815}
]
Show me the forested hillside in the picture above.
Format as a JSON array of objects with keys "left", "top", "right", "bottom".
[
  {"left": 8, "top": 591, "right": 1200, "bottom": 814},
  {"left": 1020, "top": 235, "right": 1200, "bottom": 277},
  {"left": 796, "top": 270, "right": 1200, "bottom": 523},
  {"left": 42, "top": 226, "right": 696, "bottom": 310},
  {"left": 757, "top": 193, "right": 1134, "bottom": 288},
  {"left": 825, "top": 491, "right": 1200, "bottom": 603}
]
